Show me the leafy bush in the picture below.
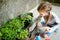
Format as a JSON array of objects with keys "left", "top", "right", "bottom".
[
  {"left": 0, "top": 13, "right": 33, "bottom": 40},
  {"left": 18, "top": 29, "right": 28, "bottom": 40}
]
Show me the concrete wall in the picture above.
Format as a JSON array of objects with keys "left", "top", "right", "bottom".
[{"left": 0, "top": 0, "right": 41, "bottom": 24}]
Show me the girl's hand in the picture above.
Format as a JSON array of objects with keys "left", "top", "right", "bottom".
[
  {"left": 45, "top": 27, "right": 51, "bottom": 31},
  {"left": 43, "top": 27, "right": 51, "bottom": 31}
]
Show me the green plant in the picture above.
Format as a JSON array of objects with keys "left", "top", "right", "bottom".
[
  {"left": 0, "top": 13, "right": 33, "bottom": 40},
  {"left": 0, "top": 32, "right": 2, "bottom": 37},
  {"left": 17, "top": 29, "right": 29, "bottom": 40},
  {"left": 0, "top": 19, "right": 22, "bottom": 40}
]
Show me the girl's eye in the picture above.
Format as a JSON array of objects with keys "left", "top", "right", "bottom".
[{"left": 47, "top": 10, "right": 50, "bottom": 11}]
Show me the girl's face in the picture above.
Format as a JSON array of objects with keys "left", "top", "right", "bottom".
[
  {"left": 41, "top": 5, "right": 51, "bottom": 16},
  {"left": 44, "top": 5, "right": 51, "bottom": 13}
]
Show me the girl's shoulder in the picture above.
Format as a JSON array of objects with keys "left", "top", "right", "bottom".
[{"left": 50, "top": 11, "right": 57, "bottom": 17}]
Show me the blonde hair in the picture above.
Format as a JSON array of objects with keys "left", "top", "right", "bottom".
[{"left": 37, "top": 2, "right": 52, "bottom": 11}]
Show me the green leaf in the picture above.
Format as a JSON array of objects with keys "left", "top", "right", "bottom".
[{"left": 0, "top": 32, "right": 2, "bottom": 37}]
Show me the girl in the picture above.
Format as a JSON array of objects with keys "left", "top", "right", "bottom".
[{"left": 32, "top": 2, "right": 54, "bottom": 40}]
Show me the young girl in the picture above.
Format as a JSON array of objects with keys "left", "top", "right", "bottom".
[{"left": 32, "top": 2, "right": 52, "bottom": 40}]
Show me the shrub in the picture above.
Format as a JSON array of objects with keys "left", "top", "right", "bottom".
[{"left": 0, "top": 13, "right": 33, "bottom": 40}]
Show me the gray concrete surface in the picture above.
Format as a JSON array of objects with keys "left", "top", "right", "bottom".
[
  {"left": 50, "top": 5, "right": 60, "bottom": 40},
  {"left": 0, "top": 0, "right": 41, "bottom": 24}
]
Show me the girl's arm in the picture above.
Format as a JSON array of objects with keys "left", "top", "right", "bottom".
[{"left": 36, "top": 17, "right": 42, "bottom": 28}]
